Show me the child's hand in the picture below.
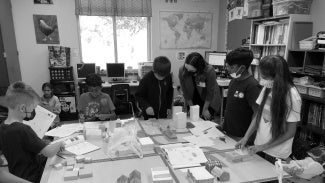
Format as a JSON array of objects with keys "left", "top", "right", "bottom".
[
  {"left": 235, "top": 137, "right": 248, "bottom": 149},
  {"left": 202, "top": 109, "right": 211, "bottom": 120},
  {"left": 146, "top": 107, "right": 155, "bottom": 116},
  {"left": 247, "top": 145, "right": 266, "bottom": 155}
]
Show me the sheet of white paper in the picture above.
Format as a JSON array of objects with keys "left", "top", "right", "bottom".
[
  {"left": 65, "top": 141, "right": 100, "bottom": 155},
  {"left": 23, "top": 105, "right": 56, "bottom": 138},
  {"left": 162, "top": 144, "right": 207, "bottom": 168},
  {"left": 45, "top": 126, "right": 80, "bottom": 138},
  {"left": 189, "top": 121, "right": 220, "bottom": 136},
  {"left": 182, "top": 135, "right": 214, "bottom": 147}
]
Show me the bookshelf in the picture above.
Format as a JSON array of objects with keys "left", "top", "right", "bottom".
[
  {"left": 249, "top": 15, "right": 313, "bottom": 62},
  {"left": 289, "top": 49, "right": 325, "bottom": 145}
]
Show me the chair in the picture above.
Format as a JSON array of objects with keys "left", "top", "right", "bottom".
[{"left": 110, "top": 84, "right": 132, "bottom": 117}]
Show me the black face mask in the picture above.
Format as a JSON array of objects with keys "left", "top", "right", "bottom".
[{"left": 23, "top": 109, "right": 36, "bottom": 121}]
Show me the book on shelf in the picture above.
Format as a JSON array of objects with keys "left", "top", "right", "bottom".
[
  {"left": 254, "top": 21, "right": 289, "bottom": 45},
  {"left": 307, "top": 103, "right": 325, "bottom": 130},
  {"left": 251, "top": 46, "right": 285, "bottom": 58}
]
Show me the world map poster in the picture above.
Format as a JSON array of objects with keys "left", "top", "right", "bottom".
[{"left": 160, "top": 11, "right": 212, "bottom": 49}]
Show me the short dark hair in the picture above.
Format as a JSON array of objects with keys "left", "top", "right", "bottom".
[
  {"left": 225, "top": 48, "right": 253, "bottom": 68},
  {"left": 153, "top": 56, "right": 171, "bottom": 77},
  {"left": 42, "top": 82, "right": 53, "bottom": 91},
  {"left": 185, "top": 52, "right": 207, "bottom": 74},
  {"left": 85, "top": 73, "right": 102, "bottom": 87}
]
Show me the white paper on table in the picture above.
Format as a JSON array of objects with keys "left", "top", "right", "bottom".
[
  {"left": 163, "top": 144, "right": 207, "bottom": 168},
  {"left": 45, "top": 126, "right": 80, "bottom": 138},
  {"left": 182, "top": 135, "right": 214, "bottom": 147},
  {"left": 23, "top": 105, "right": 56, "bottom": 138},
  {"left": 65, "top": 140, "right": 100, "bottom": 155},
  {"left": 189, "top": 121, "right": 220, "bottom": 136}
]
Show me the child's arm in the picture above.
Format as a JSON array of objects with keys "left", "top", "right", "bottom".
[
  {"left": 53, "top": 96, "right": 61, "bottom": 114},
  {"left": 40, "top": 141, "right": 64, "bottom": 158},
  {"left": 135, "top": 78, "right": 152, "bottom": 112},
  {"left": 0, "top": 170, "right": 31, "bottom": 183},
  {"left": 248, "top": 122, "right": 297, "bottom": 153},
  {"left": 235, "top": 114, "right": 258, "bottom": 149}
]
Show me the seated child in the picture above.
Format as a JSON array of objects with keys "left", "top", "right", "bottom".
[
  {"left": 78, "top": 73, "right": 116, "bottom": 121},
  {"left": 135, "top": 56, "right": 173, "bottom": 120},
  {"left": 0, "top": 81, "right": 64, "bottom": 183},
  {"left": 40, "top": 82, "right": 61, "bottom": 127}
]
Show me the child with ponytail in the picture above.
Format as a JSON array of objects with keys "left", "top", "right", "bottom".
[{"left": 236, "top": 55, "right": 302, "bottom": 163}]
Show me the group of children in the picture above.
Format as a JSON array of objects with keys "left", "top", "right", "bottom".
[{"left": 0, "top": 48, "right": 301, "bottom": 182}]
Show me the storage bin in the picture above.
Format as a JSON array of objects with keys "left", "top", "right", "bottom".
[
  {"left": 299, "top": 36, "right": 316, "bottom": 50},
  {"left": 49, "top": 66, "right": 74, "bottom": 81},
  {"left": 273, "top": 0, "right": 313, "bottom": 16},
  {"left": 308, "top": 85, "right": 325, "bottom": 98},
  {"left": 248, "top": 0, "right": 263, "bottom": 18},
  {"left": 295, "top": 84, "right": 309, "bottom": 94}
]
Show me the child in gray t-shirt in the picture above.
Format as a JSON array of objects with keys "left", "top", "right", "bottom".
[{"left": 78, "top": 74, "right": 116, "bottom": 121}]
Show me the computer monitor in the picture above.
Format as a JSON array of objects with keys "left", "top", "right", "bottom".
[
  {"left": 106, "top": 63, "right": 125, "bottom": 79},
  {"left": 77, "top": 63, "right": 96, "bottom": 79},
  {"left": 205, "top": 52, "right": 227, "bottom": 66}
]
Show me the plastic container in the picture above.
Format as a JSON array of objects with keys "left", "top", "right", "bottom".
[
  {"left": 299, "top": 36, "right": 316, "bottom": 50},
  {"left": 248, "top": 0, "right": 263, "bottom": 18},
  {"left": 308, "top": 85, "right": 325, "bottom": 98},
  {"left": 295, "top": 84, "right": 309, "bottom": 94},
  {"left": 273, "top": 0, "right": 313, "bottom": 16}
]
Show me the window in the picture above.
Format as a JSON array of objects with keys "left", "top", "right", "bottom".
[{"left": 79, "top": 16, "right": 148, "bottom": 70}]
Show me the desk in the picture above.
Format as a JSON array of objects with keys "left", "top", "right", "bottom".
[{"left": 41, "top": 119, "right": 288, "bottom": 183}]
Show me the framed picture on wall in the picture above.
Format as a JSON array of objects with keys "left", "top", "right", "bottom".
[
  {"left": 34, "top": 0, "right": 53, "bottom": 4},
  {"left": 33, "top": 14, "right": 60, "bottom": 44}
]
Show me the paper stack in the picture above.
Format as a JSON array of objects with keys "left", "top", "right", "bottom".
[
  {"left": 187, "top": 167, "right": 214, "bottom": 183},
  {"left": 151, "top": 167, "right": 173, "bottom": 183},
  {"left": 175, "top": 112, "right": 186, "bottom": 129},
  {"left": 190, "top": 105, "right": 200, "bottom": 121}
]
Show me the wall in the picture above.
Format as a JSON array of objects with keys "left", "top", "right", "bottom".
[
  {"left": 10, "top": 0, "right": 81, "bottom": 95},
  {"left": 10, "top": 0, "right": 222, "bottom": 93},
  {"left": 310, "top": 0, "right": 325, "bottom": 35},
  {"left": 0, "top": 0, "right": 21, "bottom": 83},
  {"left": 217, "top": 0, "right": 227, "bottom": 51},
  {"left": 151, "top": 0, "right": 221, "bottom": 86}
]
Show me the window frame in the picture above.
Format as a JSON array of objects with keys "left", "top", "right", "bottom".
[{"left": 76, "top": 15, "right": 151, "bottom": 66}]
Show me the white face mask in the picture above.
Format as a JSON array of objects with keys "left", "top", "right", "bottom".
[
  {"left": 230, "top": 66, "right": 243, "bottom": 79},
  {"left": 259, "top": 78, "right": 274, "bottom": 88}
]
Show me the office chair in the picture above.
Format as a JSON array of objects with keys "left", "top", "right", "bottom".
[{"left": 110, "top": 84, "right": 132, "bottom": 117}]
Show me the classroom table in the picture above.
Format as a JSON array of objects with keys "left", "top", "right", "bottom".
[{"left": 40, "top": 118, "right": 290, "bottom": 183}]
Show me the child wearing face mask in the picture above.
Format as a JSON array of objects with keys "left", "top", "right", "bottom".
[
  {"left": 223, "top": 48, "right": 261, "bottom": 139},
  {"left": 135, "top": 56, "right": 173, "bottom": 120},
  {"left": 0, "top": 81, "right": 64, "bottom": 183},
  {"left": 236, "top": 55, "right": 301, "bottom": 164},
  {"left": 40, "top": 82, "right": 61, "bottom": 127}
]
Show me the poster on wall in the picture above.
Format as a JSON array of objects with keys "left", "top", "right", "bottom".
[
  {"left": 48, "top": 46, "right": 71, "bottom": 67},
  {"left": 159, "top": 11, "right": 212, "bottom": 49},
  {"left": 33, "top": 14, "right": 60, "bottom": 44},
  {"left": 34, "top": 0, "right": 53, "bottom": 4}
]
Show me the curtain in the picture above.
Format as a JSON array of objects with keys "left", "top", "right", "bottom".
[{"left": 75, "top": 0, "right": 152, "bottom": 17}]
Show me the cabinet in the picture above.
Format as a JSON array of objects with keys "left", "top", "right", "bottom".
[
  {"left": 49, "top": 67, "right": 78, "bottom": 121},
  {"left": 288, "top": 49, "right": 325, "bottom": 146}
]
